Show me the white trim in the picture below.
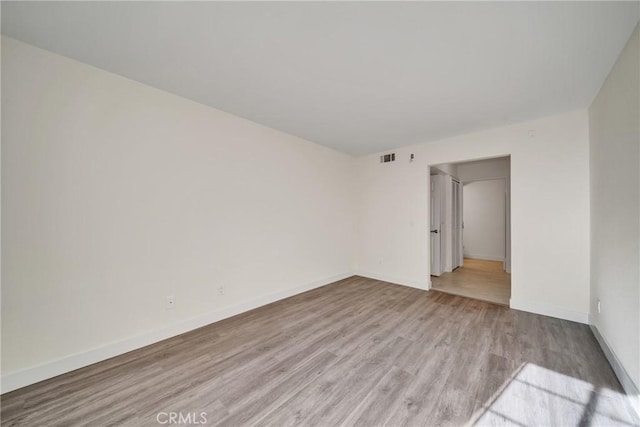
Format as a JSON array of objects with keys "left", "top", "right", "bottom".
[
  {"left": 463, "top": 253, "right": 505, "bottom": 262},
  {"left": 0, "top": 272, "right": 354, "bottom": 394},
  {"left": 509, "top": 297, "right": 589, "bottom": 324},
  {"left": 356, "top": 271, "right": 429, "bottom": 291},
  {"left": 590, "top": 324, "right": 640, "bottom": 418}
]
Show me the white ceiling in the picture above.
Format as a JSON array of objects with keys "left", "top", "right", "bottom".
[{"left": 2, "top": 2, "right": 638, "bottom": 156}]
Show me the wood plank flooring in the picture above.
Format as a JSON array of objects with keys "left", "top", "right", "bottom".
[
  {"left": 1, "top": 276, "right": 637, "bottom": 426},
  {"left": 432, "top": 258, "right": 511, "bottom": 306}
]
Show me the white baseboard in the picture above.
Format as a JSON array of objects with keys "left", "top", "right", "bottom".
[
  {"left": 355, "top": 271, "right": 428, "bottom": 291},
  {"left": 509, "top": 298, "right": 589, "bottom": 324},
  {"left": 1, "top": 272, "right": 354, "bottom": 394},
  {"left": 590, "top": 324, "right": 640, "bottom": 418},
  {"left": 463, "top": 253, "right": 505, "bottom": 262}
]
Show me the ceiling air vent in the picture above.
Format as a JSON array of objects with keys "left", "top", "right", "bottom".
[{"left": 380, "top": 153, "right": 396, "bottom": 163}]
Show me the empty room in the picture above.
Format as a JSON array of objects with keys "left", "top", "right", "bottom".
[{"left": 1, "top": 2, "right": 639, "bottom": 426}]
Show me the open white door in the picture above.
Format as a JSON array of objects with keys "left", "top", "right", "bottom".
[{"left": 430, "top": 174, "right": 442, "bottom": 276}]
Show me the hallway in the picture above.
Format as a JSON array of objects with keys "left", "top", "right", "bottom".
[{"left": 431, "top": 258, "right": 511, "bottom": 305}]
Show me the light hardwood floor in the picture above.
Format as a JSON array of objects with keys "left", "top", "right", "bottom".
[
  {"left": 432, "top": 258, "right": 511, "bottom": 306},
  {"left": 1, "top": 276, "right": 637, "bottom": 426}
]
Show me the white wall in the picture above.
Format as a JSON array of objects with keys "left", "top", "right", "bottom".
[
  {"left": 1, "top": 37, "right": 355, "bottom": 391},
  {"left": 457, "top": 157, "right": 510, "bottom": 181},
  {"left": 355, "top": 110, "right": 590, "bottom": 323},
  {"left": 588, "top": 23, "right": 639, "bottom": 400},
  {"left": 463, "top": 179, "right": 506, "bottom": 261},
  {"left": 432, "top": 163, "right": 458, "bottom": 177}
]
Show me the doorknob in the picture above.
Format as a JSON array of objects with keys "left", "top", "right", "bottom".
[{"left": 430, "top": 230, "right": 439, "bottom": 234}]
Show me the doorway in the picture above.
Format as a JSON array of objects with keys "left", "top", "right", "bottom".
[
  {"left": 429, "top": 157, "right": 511, "bottom": 306},
  {"left": 463, "top": 178, "right": 507, "bottom": 267}
]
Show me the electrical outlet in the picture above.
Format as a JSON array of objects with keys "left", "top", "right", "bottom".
[
  {"left": 597, "top": 299, "right": 601, "bottom": 314},
  {"left": 166, "top": 295, "right": 175, "bottom": 310},
  {"left": 218, "top": 286, "right": 224, "bottom": 296}
]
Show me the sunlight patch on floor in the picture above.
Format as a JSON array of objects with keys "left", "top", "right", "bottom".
[{"left": 473, "top": 363, "right": 638, "bottom": 426}]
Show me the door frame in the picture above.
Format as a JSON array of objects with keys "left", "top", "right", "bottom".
[
  {"left": 427, "top": 155, "right": 512, "bottom": 290},
  {"left": 451, "top": 177, "right": 463, "bottom": 270}
]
